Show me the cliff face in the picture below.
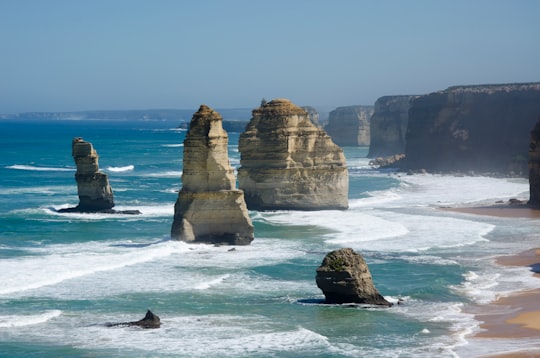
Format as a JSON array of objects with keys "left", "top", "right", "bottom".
[
  {"left": 238, "top": 99, "right": 348, "bottom": 210},
  {"left": 324, "top": 106, "right": 374, "bottom": 146},
  {"left": 367, "top": 96, "right": 417, "bottom": 157},
  {"left": 69, "top": 137, "right": 114, "bottom": 211},
  {"left": 404, "top": 83, "right": 540, "bottom": 175},
  {"left": 301, "top": 106, "right": 320, "bottom": 127},
  {"left": 171, "top": 105, "right": 254, "bottom": 245},
  {"left": 529, "top": 117, "right": 540, "bottom": 206}
]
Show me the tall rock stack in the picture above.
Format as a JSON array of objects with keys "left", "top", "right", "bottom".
[
  {"left": 171, "top": 105, "right": 254, "bottom": 245},
  {"left": 367, "top": 95, "right": 417, "bottom": 158},
  {"left": 238, "top": 99, "right": 349, "bottom": 210},
  {"left": 64, "top": 137, "right": 115, "bottom": 212},
  {"left": 529, "top": 117, "right": 540, "bottom": 206},
  {"left": 324, "top": 106, "right": 374, "bottom": 146}
]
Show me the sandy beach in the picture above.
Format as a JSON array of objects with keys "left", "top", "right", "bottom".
[{"left": 447, "top": 203, "right": 540, "bottom": 357}]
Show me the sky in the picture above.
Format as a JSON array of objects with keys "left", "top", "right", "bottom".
[{"left": 1, "top": 0, "right": 539, "bottom": 113}]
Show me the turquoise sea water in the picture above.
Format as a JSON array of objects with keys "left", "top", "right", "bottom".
[{"left": 1, "top": 119, "right": 540, "bottom": 357}]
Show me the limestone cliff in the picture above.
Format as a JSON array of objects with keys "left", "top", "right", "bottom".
[
  {"left": 404, "top": 83, "right": 540, "bottom": 175},
  {"left": 324, "top": 106, "right": 374, "bottom": 146},
  {"left": 171, "top": 105, "right": 254, "bottom": 245},
  {"left": 367, "top": 95, "right": 417, "bottom": 157},
  {"left": 238, "top": 99, "right": 348, "bottom": 210},
  {"left": 60, "top": 137, "right": 115, "bottom": 212},
  {"left": 316, "top": 248, "right": 391, "bottom": 306},
  {"left": 301, "top": 106, "right": 320, "bottom": 127},
  {"left": 529, "top": 117, "right": 540, "bottom": 206}
]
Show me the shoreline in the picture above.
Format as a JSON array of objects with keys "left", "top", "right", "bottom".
[{"left": 445, "top": 203, "right": 540, "bottom": 356}]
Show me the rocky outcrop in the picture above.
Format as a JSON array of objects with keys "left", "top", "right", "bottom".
[
  {"left": 59, "top": 138, "right": 114, "bottom": 212},
  {"left": 324, "top": 106, "right": 374, "bottom": 146},
  {"left": 367, "top": 95, "right": 417, "bottom": 157},
  {"left": 171, "top": 105, "right": 254, "bottom": 245},
  {"left": 238, "top": 99, "right": 348, "bottom": 211},
  {"left": 59, "top": 138, "right": 140, "bottom": 214},
  {"left": 369, "top": 154, "right": 406, "bottom": 169},
  {"left": 316, "top": 248, "right": 391, "bottom": 306},
  {"left": 529, "top": 117, "right": 540, "bottom": 206},
  {"left": 105, "top": 310, "right": 161, "bottom": 329},
  {"left": 301, "top": 106, "right": 320, "bottom": 127},
  {"left": 404, "top": 83, "right": 540, "bottom": 176}
]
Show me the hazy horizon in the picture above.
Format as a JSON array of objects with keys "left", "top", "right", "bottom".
[{"left": 1, "top": 0, "right": 539, "bottom": 113}]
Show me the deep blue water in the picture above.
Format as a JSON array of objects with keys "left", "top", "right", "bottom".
[{"left": 0, "top": 119, "right": 539, "bottom": 357}]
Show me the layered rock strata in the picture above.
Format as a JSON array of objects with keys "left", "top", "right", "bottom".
[
  {"left": 367, "top": 95, "right": 417, "bottom": 157},
  {"left": 316, "top": 248, "right": 392, "bottom": 306},
  {"left": 238, "top": 99, "right": 348, "bottom": 210},
  {"left": 171, "top": 105, "right": 254, "bottom": 245},
  {"left": 324, "top": 106, "right": 374, "bottom": 146},
  {"left": 404, "top": 83, "right": 540, "bottom": 175},
  {"left": 59, "top": 138, "right": 115, "bottom": 212},
  {"left": 529, "top": 117, "right": 540, "bottom": 206}
]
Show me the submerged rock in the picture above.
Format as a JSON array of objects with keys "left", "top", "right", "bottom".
[
  {"left": 106, "top": 310, "right": 161, "bottom": 329},
  {"left": 238, "top": 99, "right": 349, "bottom": 210},
  {"left": 170, "top": 105, "right": 254, "bottom": 245},
  {"left": 59, "top": 138, "right": 139, "bottom": 214},
  {"left": 316, "top": 248, "right": 392, "bottom": 306}
]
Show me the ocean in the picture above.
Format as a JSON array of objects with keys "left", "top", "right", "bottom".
[{"left": 1, "top": 118, "right": 539, "bottom": 357}]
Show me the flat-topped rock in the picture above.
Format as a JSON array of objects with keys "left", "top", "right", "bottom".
[
  {"left": 238, "top": 99, "right": 348, "bottom": 211},
  {"left": 324, "top": 105, "right": 374, "bottom": 146}
]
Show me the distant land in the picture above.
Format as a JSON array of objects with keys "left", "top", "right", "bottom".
[{"left": 0, "top": 108, "right": 254, "bottom": 123}]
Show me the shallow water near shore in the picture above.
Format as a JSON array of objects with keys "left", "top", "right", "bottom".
[{"left": 1, "top": 119, "right": 539, "bottom": 357}]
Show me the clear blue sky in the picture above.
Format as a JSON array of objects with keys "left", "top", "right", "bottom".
[{"left": 1, "top": 0, "right": 539, "bottom": 113}]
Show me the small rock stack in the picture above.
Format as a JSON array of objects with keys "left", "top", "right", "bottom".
[
  {"left": 64, "top": 137, "right": 115, "bottom": 212},
  {"left": 171, "top": 105, "right": 254, "bottom": 245},
  {"left": 316, "top": 248, "right": 391, "bottom": 306}
]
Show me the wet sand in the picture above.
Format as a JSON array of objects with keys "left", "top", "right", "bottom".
[{"left": 447, "top": 203, "right": 540, "bottom": 356}]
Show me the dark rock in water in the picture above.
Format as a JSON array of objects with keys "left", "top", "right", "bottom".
[
  {"left": 106, "top": 310, "right": 161, "bottom": 329},
  {"left": 58, "top": 137, "right": 140, "bottom": 215},
  {"left": 316, "top": 248, "right": 392, "bottom": 306}
]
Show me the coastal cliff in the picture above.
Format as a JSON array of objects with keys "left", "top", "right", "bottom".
[
  {"left": 404, "top": 83, "right": 540, "bottom": 175},
  {"left": 324, "top": 106, "right": 374, "bottom": 146},
  {"left": 367, "top": 96, "right": 417, "bottom": 157},
  {"left": 171, "top": 105, "right": 254, "bottom": 245},
  {"left": 529, "top": 117, "right": 540, "bottom": 206},
  {"left": 238, "top": 99, "right": 348, "bottom": 210}
]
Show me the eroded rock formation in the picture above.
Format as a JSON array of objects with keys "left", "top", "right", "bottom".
[
  {"left": 316, "top": 248, "right": 391, "bottom": 306},
  {"left": 368, "top": 95, "right": 417, "bottom": 157},
  {"left": 404, "top": 83, "right": 540, "bottom": 175},
  {"left": 301, "top": 106, "right": 320, "bottom": 127},
  {"left": 529, "top": 117, "right": 540, "bottom": 206},
  {"left": 59, "top": 138, "right": 115, "bottom": 212},
  {"left": 238, "top": 99, "right": 348, "bottom": 210},
  {"left": 171, "top": 105, "right": 254, "bottom": 245},
  {"left": 105, "top": 310, "right": 161, "bottom": 329},
  {"left": 324, "top": 106, "right": 374, "bottom": 146}
]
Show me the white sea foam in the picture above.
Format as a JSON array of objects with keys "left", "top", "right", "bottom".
[
  {"left": 104, "top": 165, "right": 134, "bottom": 172},
  {"left": 145, "top": 171, "right": 182, "bottom": 178},
  {"left": 5, "top": 164, "right": 74, "bottom": 172},
  {"left": 161, "top": 143, "right": 184, "bottom": 147},
  {"left": 0, "top": 310, "right": 62, "bottom": 328}
]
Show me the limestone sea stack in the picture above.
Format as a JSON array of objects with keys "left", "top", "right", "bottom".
[
  {"left": 324, "top": 105, "right": 374, "bottom": 146},
  {"left": 316, "top": 248, "right": 392, "bottom": 306},
  {"left": 170, "top": 105, "right": 254, "bottom": 245},
  {"left": 238, "top": 99, "right": 349, "bottom": 211},
  {"left": 60, "top": 137, "right": 114, "bottom": 212}
]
